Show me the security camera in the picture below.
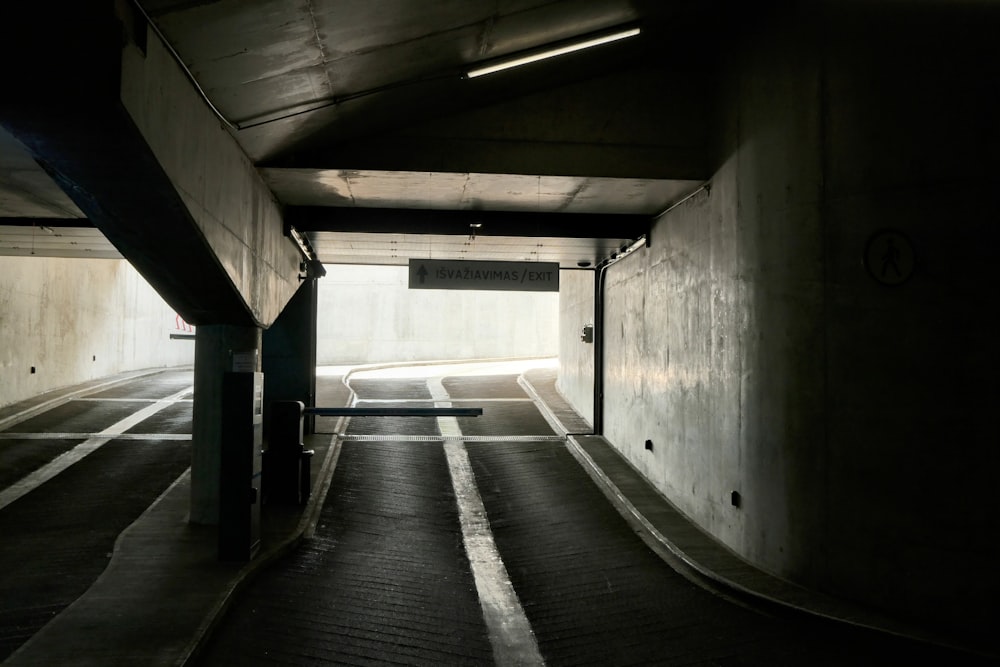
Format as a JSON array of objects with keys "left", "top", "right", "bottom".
[{"left": 307, "top": 259, "right": 327, "bottom": 278}]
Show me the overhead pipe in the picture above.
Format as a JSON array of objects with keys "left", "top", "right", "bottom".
[
  {"left": 130, "top": 1, "right": 238, "bottom": 132},
  {"left": 131, "top": 0, "right": 452, "bottom": 131},
  {"left": 654, "top": 182, "right": 711, "bottom": 219},
  {"left": 130, "top": 4, "right": 642, "bottom": 132}
]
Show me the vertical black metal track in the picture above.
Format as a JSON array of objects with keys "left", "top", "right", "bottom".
[{"left": 594, "top": 263, "right": 607, "bottom": 435}]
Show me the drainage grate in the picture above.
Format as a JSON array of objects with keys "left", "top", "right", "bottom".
[
  {"left": 335, "top": 434, "right": 566, "bottom": 442},
  {"left": 353, "top": 398, "right": 533, "bottom": 403}
]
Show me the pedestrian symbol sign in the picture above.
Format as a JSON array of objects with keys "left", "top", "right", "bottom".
[{"left": 864, "top": 230, "right": 914, "bottom": 286}]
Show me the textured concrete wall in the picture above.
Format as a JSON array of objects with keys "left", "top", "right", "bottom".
[
  {"left": 560, "top": 2, "right": 999, "bottom": 633},
  {"left": 556, "top": 270, "right": 595, "bottom": 425},
  {"left": 816, "top": 4, "right": 998, "bottom": 630},
  {"left": 0, "top": 257, "right": 194, "bottom": 409},
  {"left": 317, "top": 265, "right": 557, "bottom": 363}
]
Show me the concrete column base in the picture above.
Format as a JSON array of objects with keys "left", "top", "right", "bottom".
[
  {"left": 191, "top": 324, "right": 262, "bottom": 525},
  {"left": 263, "top": 279, "right": 318, "bottom": 437}
]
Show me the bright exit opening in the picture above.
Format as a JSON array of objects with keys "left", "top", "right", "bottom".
[{"left": 316, "top": 264, "right": 559, "bottom": 366}]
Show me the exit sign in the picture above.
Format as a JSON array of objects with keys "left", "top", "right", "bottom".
[{"left": 408, "top": 259, "right": 559, "bottom": 292}]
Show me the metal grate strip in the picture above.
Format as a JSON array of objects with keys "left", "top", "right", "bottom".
[{"left": 353, "top": 398, "right": 532, "bottom": 403}]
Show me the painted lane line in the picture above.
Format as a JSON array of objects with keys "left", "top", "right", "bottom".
[
  {"left": 0, "top": 386, "right": 193, "bottom": 512},
  {"left": 334, "top": 434, "right": 566, "bottom": 443},
  {"left": 0, "top": 368, "right": 172, "bottom": 432},
  {"left": 73, "top": 397, "right": 194, "bottom": 403},
  {"left": 444, "top": 440, "right": 546, "bottom": 666},
  {"left": 429, "top": 377, "right": 545, "bottom": 667},
  {"left": 0, "top": 433, "right": 191, "bottom": 441}
]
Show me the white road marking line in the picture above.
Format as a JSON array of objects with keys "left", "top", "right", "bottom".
[
  {"left": 429, "top": 377, "right": 545, "bottom": 667},
  {"left": 333, "top": 434, "right": 566, "bottom": 442},
  {"left": 73, "top": 397, "right": 194, "bottom": 403},
  {"left": 0, "top": 433, "right": 191, "bottom": 441},
  {"left": 0, "top": 386, "right": 193, "bottom": 512},
  {"left": 0, "top": 368, "right": 173, "bottom": 432}
]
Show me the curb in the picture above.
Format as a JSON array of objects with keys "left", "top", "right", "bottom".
[
  {"left": 519, "top": 373, "right": 997, "bottom": 661},
  {"left": 179, "top": 382, "right": 356, "bottom": 666}
]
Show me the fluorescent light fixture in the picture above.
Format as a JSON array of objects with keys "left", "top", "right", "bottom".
[
  {"left": 286, "top": 223, "right": 319, "bottom": 261},
  {"left": 466, "top": 26, "right": 641, "bottom": 79}
]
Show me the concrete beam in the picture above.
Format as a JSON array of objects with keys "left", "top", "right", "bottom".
[
  {"left": 0, "top": 3, "right": 300, "bottom": 327},
  {"left": 287, "top": 207, "right": 650, "bottom": 239},
  {"left": 264, "top": 66, "right": 710, "bottom": 181}
]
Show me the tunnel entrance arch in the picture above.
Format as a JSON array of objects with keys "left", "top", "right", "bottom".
[{"left": 311, "top": 262, "right": 561, "bottom": 435}]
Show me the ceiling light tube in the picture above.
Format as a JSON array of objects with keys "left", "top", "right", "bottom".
[
  {"left": 466, "top": 26, "right": 641, "bottom": 79},
  {"left": 286, "top": 223, "right": 316, "bottom": 261}
]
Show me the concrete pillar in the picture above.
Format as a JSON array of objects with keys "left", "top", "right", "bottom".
[
  {"left": 191, "top": 324, "right": 262, "bottom": 525},
  {"left": 262, "top": 279, "right": 319, "bottom": 436}
]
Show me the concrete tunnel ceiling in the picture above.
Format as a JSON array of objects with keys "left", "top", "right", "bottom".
[{"left": 0, "top": 0, "right": 721, "bottom": 268}]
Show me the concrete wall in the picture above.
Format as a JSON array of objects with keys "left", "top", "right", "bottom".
[
  {"left": 815, "top": 5, "right": 998, "bottom": 631},
  {"left": 557, "top": 270, "right": 595, "bottom": 425},
  {"left": 317, "top": 264, "right": 557, "bottom": 364},
  {"left": 560, "top": 1, "right": 999, "bottom": 634},
  {"left": 0, "top": 256, "right": 194, "bottom": 409}
]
